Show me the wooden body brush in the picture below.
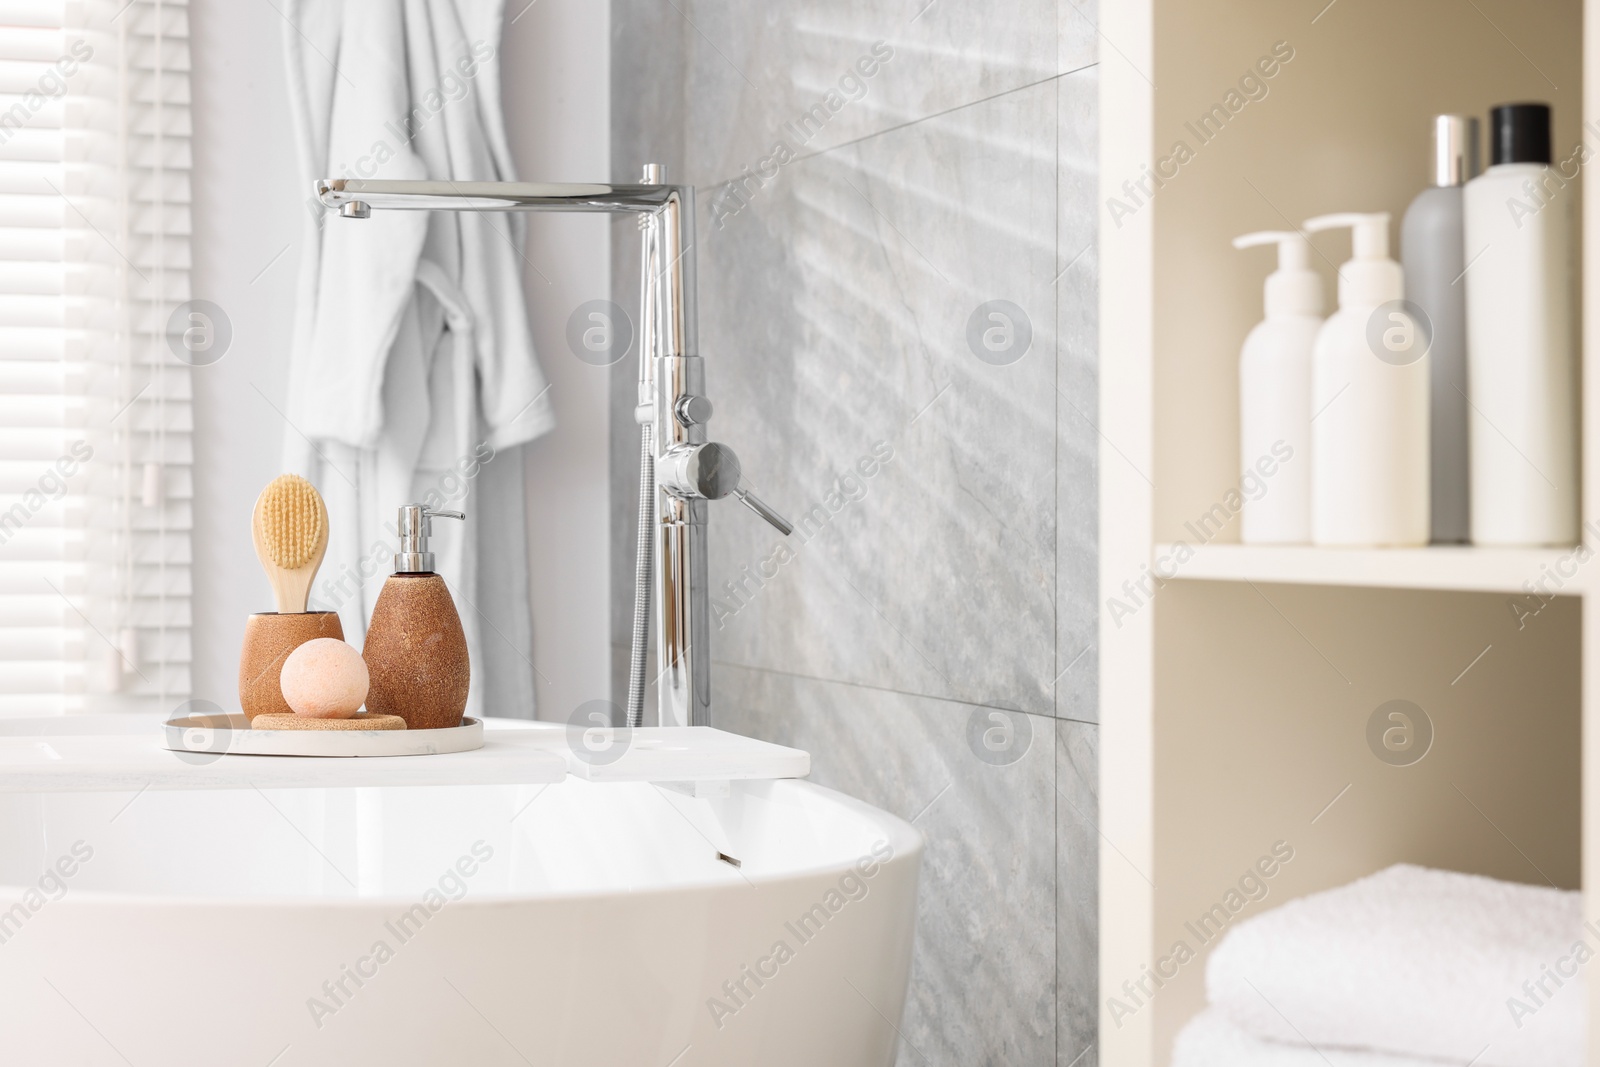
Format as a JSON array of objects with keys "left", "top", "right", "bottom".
[{"left": 251, "top": 474, "right": 329, "bottom": 612}]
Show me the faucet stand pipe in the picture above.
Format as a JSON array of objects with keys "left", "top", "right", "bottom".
[{"left": 315, "top": 171, "right": 762, "bottom": 729}]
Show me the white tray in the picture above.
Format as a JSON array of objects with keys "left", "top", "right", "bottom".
[{"left": 163, "top": 711, "right": 484, "bottom": 758}]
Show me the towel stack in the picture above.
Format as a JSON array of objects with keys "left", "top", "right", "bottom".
[{"left": 1172, "top": 865, "right": 1584, "bottom": 1067}]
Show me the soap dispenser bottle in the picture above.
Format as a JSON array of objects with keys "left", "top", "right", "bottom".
[
  {"left": 1303, "top": 212, "right": 1430, "bottom": 546},
  {"left": 1462, "top": 102, "right": 1578, "bottom": 545},
  {"left": 1232, "top": 230, "right": 1323, "bottom": 543},
  {"left": 362, "top": 504, "right": 470, "bottom": 729},
  {"left": 1402, "top": 115, "right": 1478, "bottom": 544}
]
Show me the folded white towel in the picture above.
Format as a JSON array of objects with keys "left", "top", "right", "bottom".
[
  {"left": 1174, "top": 1008, "right": 1462, "bottom": 1067},
  {"left": 1206, "top": 864, "right": 1583, "bottom": 1067}
]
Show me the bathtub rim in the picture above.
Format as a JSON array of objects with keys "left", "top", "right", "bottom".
[{"left": 0, "top": 778, "right": 925, "bottom": 907}]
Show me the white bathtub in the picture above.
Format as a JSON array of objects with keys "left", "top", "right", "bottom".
[{"left": 0, "top": 720, "right": 922, "bottom": 1067}]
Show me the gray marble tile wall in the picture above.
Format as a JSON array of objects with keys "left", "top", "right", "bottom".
[{"left": 612, "top": 4, "right": 1099, "bottom": 1064}]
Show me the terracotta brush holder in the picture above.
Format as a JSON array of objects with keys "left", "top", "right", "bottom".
[
  {"left": 362, "top": 574, "right": 469, "bottom": 730},
  {"left": 238, "top": 611, "right": 344, "bottom": 720}
]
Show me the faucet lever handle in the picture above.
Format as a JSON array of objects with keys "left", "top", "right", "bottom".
[
  {"left": 656, "top": 442, "right": 793, "bottom": 535},
  {"left": 732, "top": 487, "right": 793, "bottom": 536}
]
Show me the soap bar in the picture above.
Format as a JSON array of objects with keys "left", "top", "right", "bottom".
[{"left": 280, "top": 637, "right": 370, "bottom": 718}]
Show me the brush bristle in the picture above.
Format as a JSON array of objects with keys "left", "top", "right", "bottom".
[{"left": 258, "top": 474, "right": 325, "bottom": 569}]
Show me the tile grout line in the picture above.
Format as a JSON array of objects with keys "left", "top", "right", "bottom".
[
  {"left": 1055, "top": 730, "right": 1063, "bottom": 1067},
  {"left": 1053, "top": 47, "right": 1063, "bottom": 1067},
  {"left": 710, "top": 658, "right": 1079, "bottom": 723},
  {"left": 700, "top": 61, "right": 1101, "bottom": 193}
]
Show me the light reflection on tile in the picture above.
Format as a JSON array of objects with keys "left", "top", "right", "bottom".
[
  {"left": 713, "top": 664, "right": 1058, "bottom": 1066},
  {"left": 610, "top": 1, "right": 1100, "bottom": 1061}
]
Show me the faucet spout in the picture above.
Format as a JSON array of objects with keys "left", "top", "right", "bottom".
[{"left": 314, "top": 178, "right": 680, "bottom": 214}]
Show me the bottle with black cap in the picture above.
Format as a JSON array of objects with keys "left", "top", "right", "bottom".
[{"left": 1462, "top": 102, "right": 1578, "bottom": 546}]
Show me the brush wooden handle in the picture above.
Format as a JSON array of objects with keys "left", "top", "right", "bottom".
[{"left": 251, "top": 483, "right": 329, "bottom": 613}]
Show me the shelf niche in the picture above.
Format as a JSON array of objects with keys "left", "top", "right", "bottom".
[
  {"left": 1150, "top": 0, "right": 1584, "bottom": 548},
  {"left": 1099, "top": 1, "right": 1590, "bottom": 1063},
  {"left": 1151, "top": 581, "right": 1580, "bottom": 1059}
]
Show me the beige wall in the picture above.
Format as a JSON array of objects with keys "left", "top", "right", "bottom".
[
  {"left": 1152, "top": 581, "right": 1580, "bottom": 1055},
  {"left": 1151, "top": 0, "right": 1584, "bottom": 544}
]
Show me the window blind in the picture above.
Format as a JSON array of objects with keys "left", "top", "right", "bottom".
[{"left": 0, "top": 0, "right": 192, "bottom": 715}]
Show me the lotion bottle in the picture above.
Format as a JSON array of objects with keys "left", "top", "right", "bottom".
[
  {"left": 362, "top": 504, "right": 471, "bottom": 730},
  {"left": 1303, "top": 212, "right": 1430, "bottom": 546},
  {"left": 1462, "top": 102, "right": 1578, "bottom": 545},
  {"left": 1232, "top": 230, "right": 1322, "bottom": 543},
  {"left": 1402, "top": 115, "right": 1478, "bottom": 543}
]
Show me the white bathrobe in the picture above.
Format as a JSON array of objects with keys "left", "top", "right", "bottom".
[{"left": 281, "top": 0, "right": 554, "bottom": 718}]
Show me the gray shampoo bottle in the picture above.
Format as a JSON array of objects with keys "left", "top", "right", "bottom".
[{"left": 1401, "top": 114, "right": 1477, "bottom": 543}]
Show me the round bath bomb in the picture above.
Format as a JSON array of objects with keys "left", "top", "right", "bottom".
[{"left": 280, "top": 638, "right": 370, "bottom": 719}]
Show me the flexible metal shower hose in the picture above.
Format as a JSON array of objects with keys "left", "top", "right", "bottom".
[{"left": 624, "top": 424, "right": 653, "bottom": 728}]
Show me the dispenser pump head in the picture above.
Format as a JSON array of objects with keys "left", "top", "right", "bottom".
[
  {"left": 1303, "top": 212, "right": 1390, "bottom": 258},
  {"left": 1302, "top": 212, "right": 1399, "bottom": 308},
  {"left": 1232, "top": 230, "right": 1323, "bottom": 317},
  {"left": 394, "top": 504, "right": 464, "bottom": 574}
]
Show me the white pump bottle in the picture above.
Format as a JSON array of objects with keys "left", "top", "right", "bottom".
[
  {"left": 1232, "top": 230, "right": 1322, "bottom": 543},
  {"left": 1303, "top": 212, "right": 1430, "bottom": 546}
]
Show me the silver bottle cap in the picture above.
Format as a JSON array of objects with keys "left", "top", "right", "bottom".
[
  {"left": 394, "top": 504, "right": 464, "bottom": 573},
  {"left": 1433, "top": 114, "right": 1480, "bottom": 187}
]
